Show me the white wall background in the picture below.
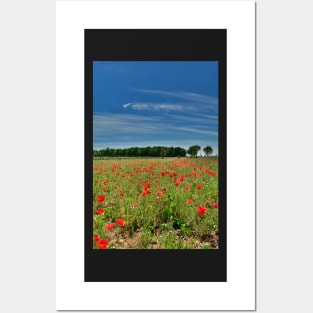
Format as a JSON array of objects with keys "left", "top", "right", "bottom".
[{"left": 1, "top": 0, "right": 312, "bottom": 312}]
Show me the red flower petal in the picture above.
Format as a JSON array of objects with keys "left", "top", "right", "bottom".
[
  {"left": 97, "top": 195, "right": 105, "bottom": 202},
  {"left": 105, "top": 223, "right": 115, "bottom": 230},
  {"left": 116, "top": 218, "right": 125, "bottom": 227},
  {"left": 197, "top": 205, "right": 206, "bottom": 215},
  {"left": 97, "top": 239, "right": 108, "bottom": 249}
]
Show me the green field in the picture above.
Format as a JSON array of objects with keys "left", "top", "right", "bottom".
[{"left": 93, "top": 157, "right": 219, "bottom": 249}]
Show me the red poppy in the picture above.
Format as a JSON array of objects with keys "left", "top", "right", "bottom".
[
  {"left": 106, "top": 223, "right": 115, "bottom": 230},
  {"left": 97, "top": 239, "right": 108, "bottom": 249},
  {"left": 96, "top": 209, "right": 104, "bottom": 215},
  {"left": 185, "top": 185, "right": 191, "bottom": 190},
  {"left": 142, "top": 189, "right": 151, "bottom": 196},
  {"left": 93, "top": 234, "right": 100, "bottom": 242},
  {"left": 213, "top": 202, "right": 218, "bottom": 208},
  {"left": 197, "top": 205, "right": 206, "bottom": 215},
  {"left": 97, "top": 195, "right": 105, "bottom": 202},
  {"left": 157, "top": 190, "right": 165, "bottom": 197},
  {"left": 116, "top": 218, "right": 125, "bottom": 226},
  {"left": 187, "top": 199, "right": 193, "bottom": 204},
  {"left": 197, "top": 184, "right": 202, "bottom": 190}
]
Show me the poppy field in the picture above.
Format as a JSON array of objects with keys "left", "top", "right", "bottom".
[{"left": 93, "top": 157, "right": 219, "bottom": 249}]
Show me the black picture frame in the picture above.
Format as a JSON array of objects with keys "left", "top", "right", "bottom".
[{"left": 85, "top": 29, "right": 227, "bottom": 282}]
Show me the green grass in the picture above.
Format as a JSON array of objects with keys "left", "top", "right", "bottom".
[{"left": 93, "top": 157, "right": 219, "bottom": 249}]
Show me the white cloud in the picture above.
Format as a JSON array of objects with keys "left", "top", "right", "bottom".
[
  {"left": 93, "top": 113, "right": 161, "bottom": 135},
  {"left": 122, "top": 89, "right": 218, "bottom": 114},
  {"left": 123, "top": 102, "right": 185, "bottom": 112},
  {"left": 167, "top": 113, "right": 218, "bottom": 125},
  {"left": 122, "top": 102, "right": 132, "bottom": 108},
  {"left": 173, "top": 126, "right": 218, "bottom": 136},
  {"left": 133, "top": 88, "right": 218, "bottom": 106}
]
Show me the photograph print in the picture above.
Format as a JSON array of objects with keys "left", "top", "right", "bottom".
[{"left": 92, "top": 61, "right": 219, "bottom": 250}]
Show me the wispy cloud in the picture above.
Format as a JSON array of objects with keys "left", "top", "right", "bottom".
[
  {"left": 122, "top": 89, "right": 218, "bottom": 114},
  {"left": 167, "top": 113, "right": 218, "bottom": 125},
  {"left": 93, "top": 112, "right": 219, "bottom": 154},
  {"left": 133, "top": 88, "right": 218, "bottom": 106},
  {"left": 93, "top": 113, "right": 218, "bottom": 137},
  {"left": 122, "top": 102, "right": 185, "bottom": 112},
  {"left": 122, "top": 103, "right": 132, "bottom": 109},
  {"left": 173, "top": 127, "right": 218, "bottom": 136},
  {"left": 120, "top": 103, "right": 218, "bottom": 132},
  {"left": 122, "top": 101, "right": 218, "bottom": 115},
  {"left": 93, "top": 113, "right": 161, "bottom": 135}
]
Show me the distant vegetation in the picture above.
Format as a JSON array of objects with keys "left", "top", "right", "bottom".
[
  {"left": 93, "top": 146, "right": 186, "bottom": 158},
  {"left": 93, "top": 145, "right": 214, "bottom": 158}
]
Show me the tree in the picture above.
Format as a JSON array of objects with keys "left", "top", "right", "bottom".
[
  {"left": 203, "top": 145, "right": 213, "bottom": 157},
  {"left": 187, "top": 145, "right": 201, "bottom": 157}
]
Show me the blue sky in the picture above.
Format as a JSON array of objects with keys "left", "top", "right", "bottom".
[{"left": 93, "top": 61, "right": 219, "bottom": 155}]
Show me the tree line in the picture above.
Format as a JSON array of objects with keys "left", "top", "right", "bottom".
[{"left": 93, "top": 145, "right": 213, "bottom": 158}]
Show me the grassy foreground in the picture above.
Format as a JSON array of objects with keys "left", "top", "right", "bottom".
[{"left": 93, "top": 157, "right": 219, "bottom": 249}]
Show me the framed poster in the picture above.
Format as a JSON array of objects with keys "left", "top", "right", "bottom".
[
  {"left": 56, "top": 0, "right": 255, "bottom": 310},
  {"left": 85, "top": 29, "right": 226, "bottom": 282}
]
